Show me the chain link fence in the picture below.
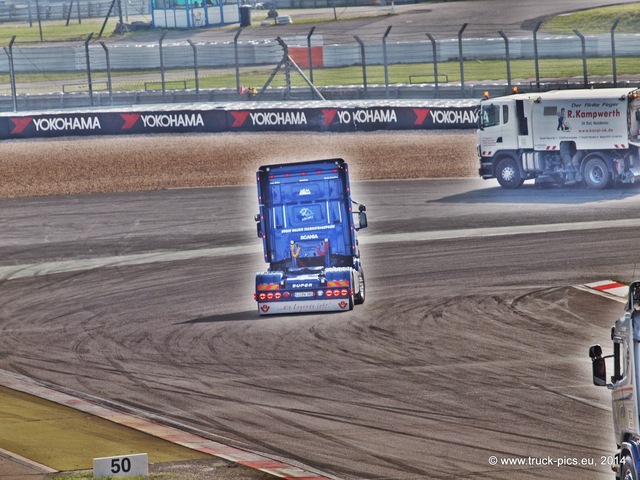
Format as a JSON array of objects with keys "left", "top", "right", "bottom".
[{"left": 1, "top": 14, "right": 640, "bottom": 111}]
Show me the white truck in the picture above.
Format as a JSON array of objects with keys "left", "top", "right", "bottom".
[
  {"left": 478, "top": 88, "right": 640, "bottom": 189},
  {"left": 590, "top": 282, "right": 640, "bottom": 479}
]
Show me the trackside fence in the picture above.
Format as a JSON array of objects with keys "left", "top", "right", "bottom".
[{"left": 2, "top": 20, "right": 640, "bottom": 111}]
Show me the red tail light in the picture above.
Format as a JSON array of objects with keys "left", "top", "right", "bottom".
[{"left": 341, "top": 289, "right": 348, "bottom": 297}]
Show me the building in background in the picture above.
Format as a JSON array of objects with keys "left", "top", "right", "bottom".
[{"left": 151, "top": 0, "right": 240, "bottom": 28}]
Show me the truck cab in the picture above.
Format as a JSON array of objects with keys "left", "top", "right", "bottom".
[
  {"left": 590, "top": 281, "right": 640, "bottom": 479},
  {"left": 477, "top": 94, "right": 532, "bottom": 186},
  {"left": 254, "top": 158, "right": 367, "bottom": 315}
]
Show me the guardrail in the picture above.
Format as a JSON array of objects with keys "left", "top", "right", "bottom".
[{"left": 0, "top": 100, "right": 479, "bottom": 140}]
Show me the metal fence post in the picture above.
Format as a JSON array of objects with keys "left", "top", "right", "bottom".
[
  {"left": 498, "top": 31, "right": 511, "bottom": 90},
  {"left": 85, "top": 33, "right": 94, "bottom": 106},
  {"left": 574, "top": 29, "right": 588, "bottom": 88},
  {"left": 279, "top": 37, "right": 292, "bottom": 100},
  {"left": 5, "top": 36, "right": 18, "bottom": 112},
  {"left": 382, "top": 26, "right": 392, "bottom": 99},
  {"left": 159, "top": 30, "right": 168, "bottom": 97},
  {"left": 354, "top": 35, "right": 367, "bottom": 98},
  {"left": 533, "top": 21, "right": 541, "bottom": 91},
  {"left": 458, "top": 23, "right": 467, "bottom": 96},
  {"left": 611, "top": 19, "right": 620, "bottom": 87},
  {"left": 186, "top": 39, "right": 199, "bottom": 100},
  {"left": 426, "top": 33, "right": 439, "bottom": 97},
  {"left": 34, "top": 0, "right": 43, "bottom": 41},
  {"left": 99, "top": 41, "right": 113, "bottom": 105},
  {"left": 307, "top": 26, "right": 316, "bottom": 84},
  {"left": 234, "top": 28, "right": 243, "bottom": 96}
]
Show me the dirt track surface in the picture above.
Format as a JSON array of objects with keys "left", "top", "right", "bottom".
[
  {"left": 2, "top": 129, "right": 475, "bottom": 480},
  {"left": 0, "top": 131, "right": 477, "bottom": 199}
]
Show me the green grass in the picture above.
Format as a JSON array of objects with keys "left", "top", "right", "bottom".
[
  {"left": 0, "top": 386, "right": 209, "bottom": 471},
  {"left": 0, "top": 17, "right": 130, "bottom": 43},
  {"left": 4, "top": 2, "right": 640, "bottom": 44},
  {"left": 99, "top": 56, "right": 640, "bottom": 92},
  {"left": 542, "top": 4, "right": 640, "bottom": 34},
  {"left": 4, "top": 3, "right": 640, "bottom": 93},
  {"left": 7, "top": 54, "right": 638, "bottom": 95}
]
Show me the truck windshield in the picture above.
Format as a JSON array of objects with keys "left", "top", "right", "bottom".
[
  {"left": 481, "top": 104, "right": 500, "bottom": 128},
  {"left": 266, "top": 175, "right": 352, "bottom": 270}
]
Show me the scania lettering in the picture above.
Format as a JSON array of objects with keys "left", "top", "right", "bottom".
[
  {"left": 140, "top": 113, "right": 204, "bottom": 128},
  {"left": 589, "top": 282, "right": 640, "bottom": 480},
  {"left": 34, "top": 116, "right": 100, "bottom": 132},
  {"left": 477, "top": 88, "right": 640, "bottom": 189},
  {"left": 254, "top": 158, "right": 368, "bottom": 315},
  {"left": 249, "top": 111, "right": 307, "bottom": 126}
]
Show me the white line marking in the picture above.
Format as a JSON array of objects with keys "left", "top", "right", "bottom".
[{"left": 2, "top": 218, "right": 640, "bottom": 281}]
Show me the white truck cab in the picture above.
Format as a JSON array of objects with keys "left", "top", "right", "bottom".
[
  {"left": 478, "top": 88, "right": 640, "bottom": 189},
  {"left": 590, "top": 281, "right": 640, "bottom": 479}
]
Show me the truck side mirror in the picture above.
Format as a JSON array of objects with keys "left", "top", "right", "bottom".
[
  {"left": 358, "top": 212, "right": 368, "bottom": 230},
  {"left": 255, "top": 213, "right": 263, "bottom": 238},
  {"left": 589, "top": 345, "right": 608, "bottom": 387}
]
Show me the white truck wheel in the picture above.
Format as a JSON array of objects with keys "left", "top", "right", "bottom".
[{"left": 583, "top": 157, "right": 610, "bottom": 189}]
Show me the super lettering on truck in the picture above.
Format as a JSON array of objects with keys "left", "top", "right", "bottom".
[{"left": 477, "top": 88, "right": 640, "bottom": 189}]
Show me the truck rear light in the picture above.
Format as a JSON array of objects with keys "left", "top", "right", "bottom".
[
  {"left": 267, "top": 293, "right": 274, "bottom": 300},
  {"left": 326, "top": 290, "right": 332, "bottom": 297},
  {"left": 275, "top": 292, "right": 281, "bottom": 299},
  {"left": 333, "top": 289, "right": 340, "bottom": 296},
  {"left": 259, "top": 293, "right": 266, "bottom": 300},
  {"left": 341, "top": 289, "right": 348, "bottom": 296}
]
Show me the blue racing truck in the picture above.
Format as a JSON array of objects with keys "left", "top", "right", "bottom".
[{"left": 254, "top": 158, "right": 368, "bottom": 315}]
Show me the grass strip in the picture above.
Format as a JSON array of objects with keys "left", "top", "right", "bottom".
[{"left": 0, "top": 386, "right": 209, "bottom": 471}]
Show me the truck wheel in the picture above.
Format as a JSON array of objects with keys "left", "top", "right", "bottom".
[
  {"left": 347, "top": 272, "right": 355, "bottom": 310},
  {"left": 495, "top": 158, "right": 524, "bottom": 189},
  {"left": 621, "top": 455, "right": 637, "bottom": 480},
  {"left": 583, "top": 157, "right": 610, "bottom": 189},
  {"left": 354, "top": 269, "right": 365, "bottom": 305}
]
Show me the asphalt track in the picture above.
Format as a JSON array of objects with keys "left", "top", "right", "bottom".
[
  {"left": 3, "top": 174, "right": 640, "bottom": 479},
  {"left": 179, "top": 0, "right": 640, "bottom": 43}
]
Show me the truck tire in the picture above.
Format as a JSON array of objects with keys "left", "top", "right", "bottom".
[
  {"left": 621, "top": 455, "right": 637, "bottom": 480},
  {"left": 354, "top": 269, "right": 365, "bottom": 305},
  {"left": 583, "top": 157, "right": 610, "bottom": 189},
  {"left": 495, "top": 158, "right": 524, "bottom": 189},
  {"left": 349, "top": 272, "right": 355, "bottom": 310}
]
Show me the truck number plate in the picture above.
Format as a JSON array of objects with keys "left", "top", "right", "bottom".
[{"left": 294, "top": 292, "right": 314, "bottom": 298}]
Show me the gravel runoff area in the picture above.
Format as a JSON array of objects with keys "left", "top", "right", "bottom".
[
  {"left": 0, "top": 131, "right": 477, "bottom": 199},
  {"left": 3, "top": 130, "right": 476, "bottom": 480}
]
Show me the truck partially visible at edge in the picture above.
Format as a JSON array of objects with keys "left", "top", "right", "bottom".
[
  {"left": 590, "top": 282, "right": 640, "bottom": 479},
  {"left": 477, "top": 88, "right": 640, "bottom": 189},
  {"left": 253, "top": 158, "right": 367, "bottom": 315}
]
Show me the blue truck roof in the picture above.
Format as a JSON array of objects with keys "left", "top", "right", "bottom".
[{"left": 256, "top": 158, "right": 357, "bottom": 268}]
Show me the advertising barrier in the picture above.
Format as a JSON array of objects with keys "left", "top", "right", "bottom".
[{"left": 0, "top": 102, "right": 478, "bottom": 140}]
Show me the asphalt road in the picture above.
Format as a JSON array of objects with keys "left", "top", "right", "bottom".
[
  {"left": 170, "top": 0, "right": 640, "bottom": 43},
  {"left": 1, "top": 177, "right": 639, "bottom": 479}
]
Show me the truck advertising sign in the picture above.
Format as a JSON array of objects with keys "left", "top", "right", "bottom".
[{"left": 532, "top": 96, "right": 629, "bottom": 150}]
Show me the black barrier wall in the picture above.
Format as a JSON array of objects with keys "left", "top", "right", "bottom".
[{"left": 0, "top": 104, "right": 478, "bottom": 140}]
